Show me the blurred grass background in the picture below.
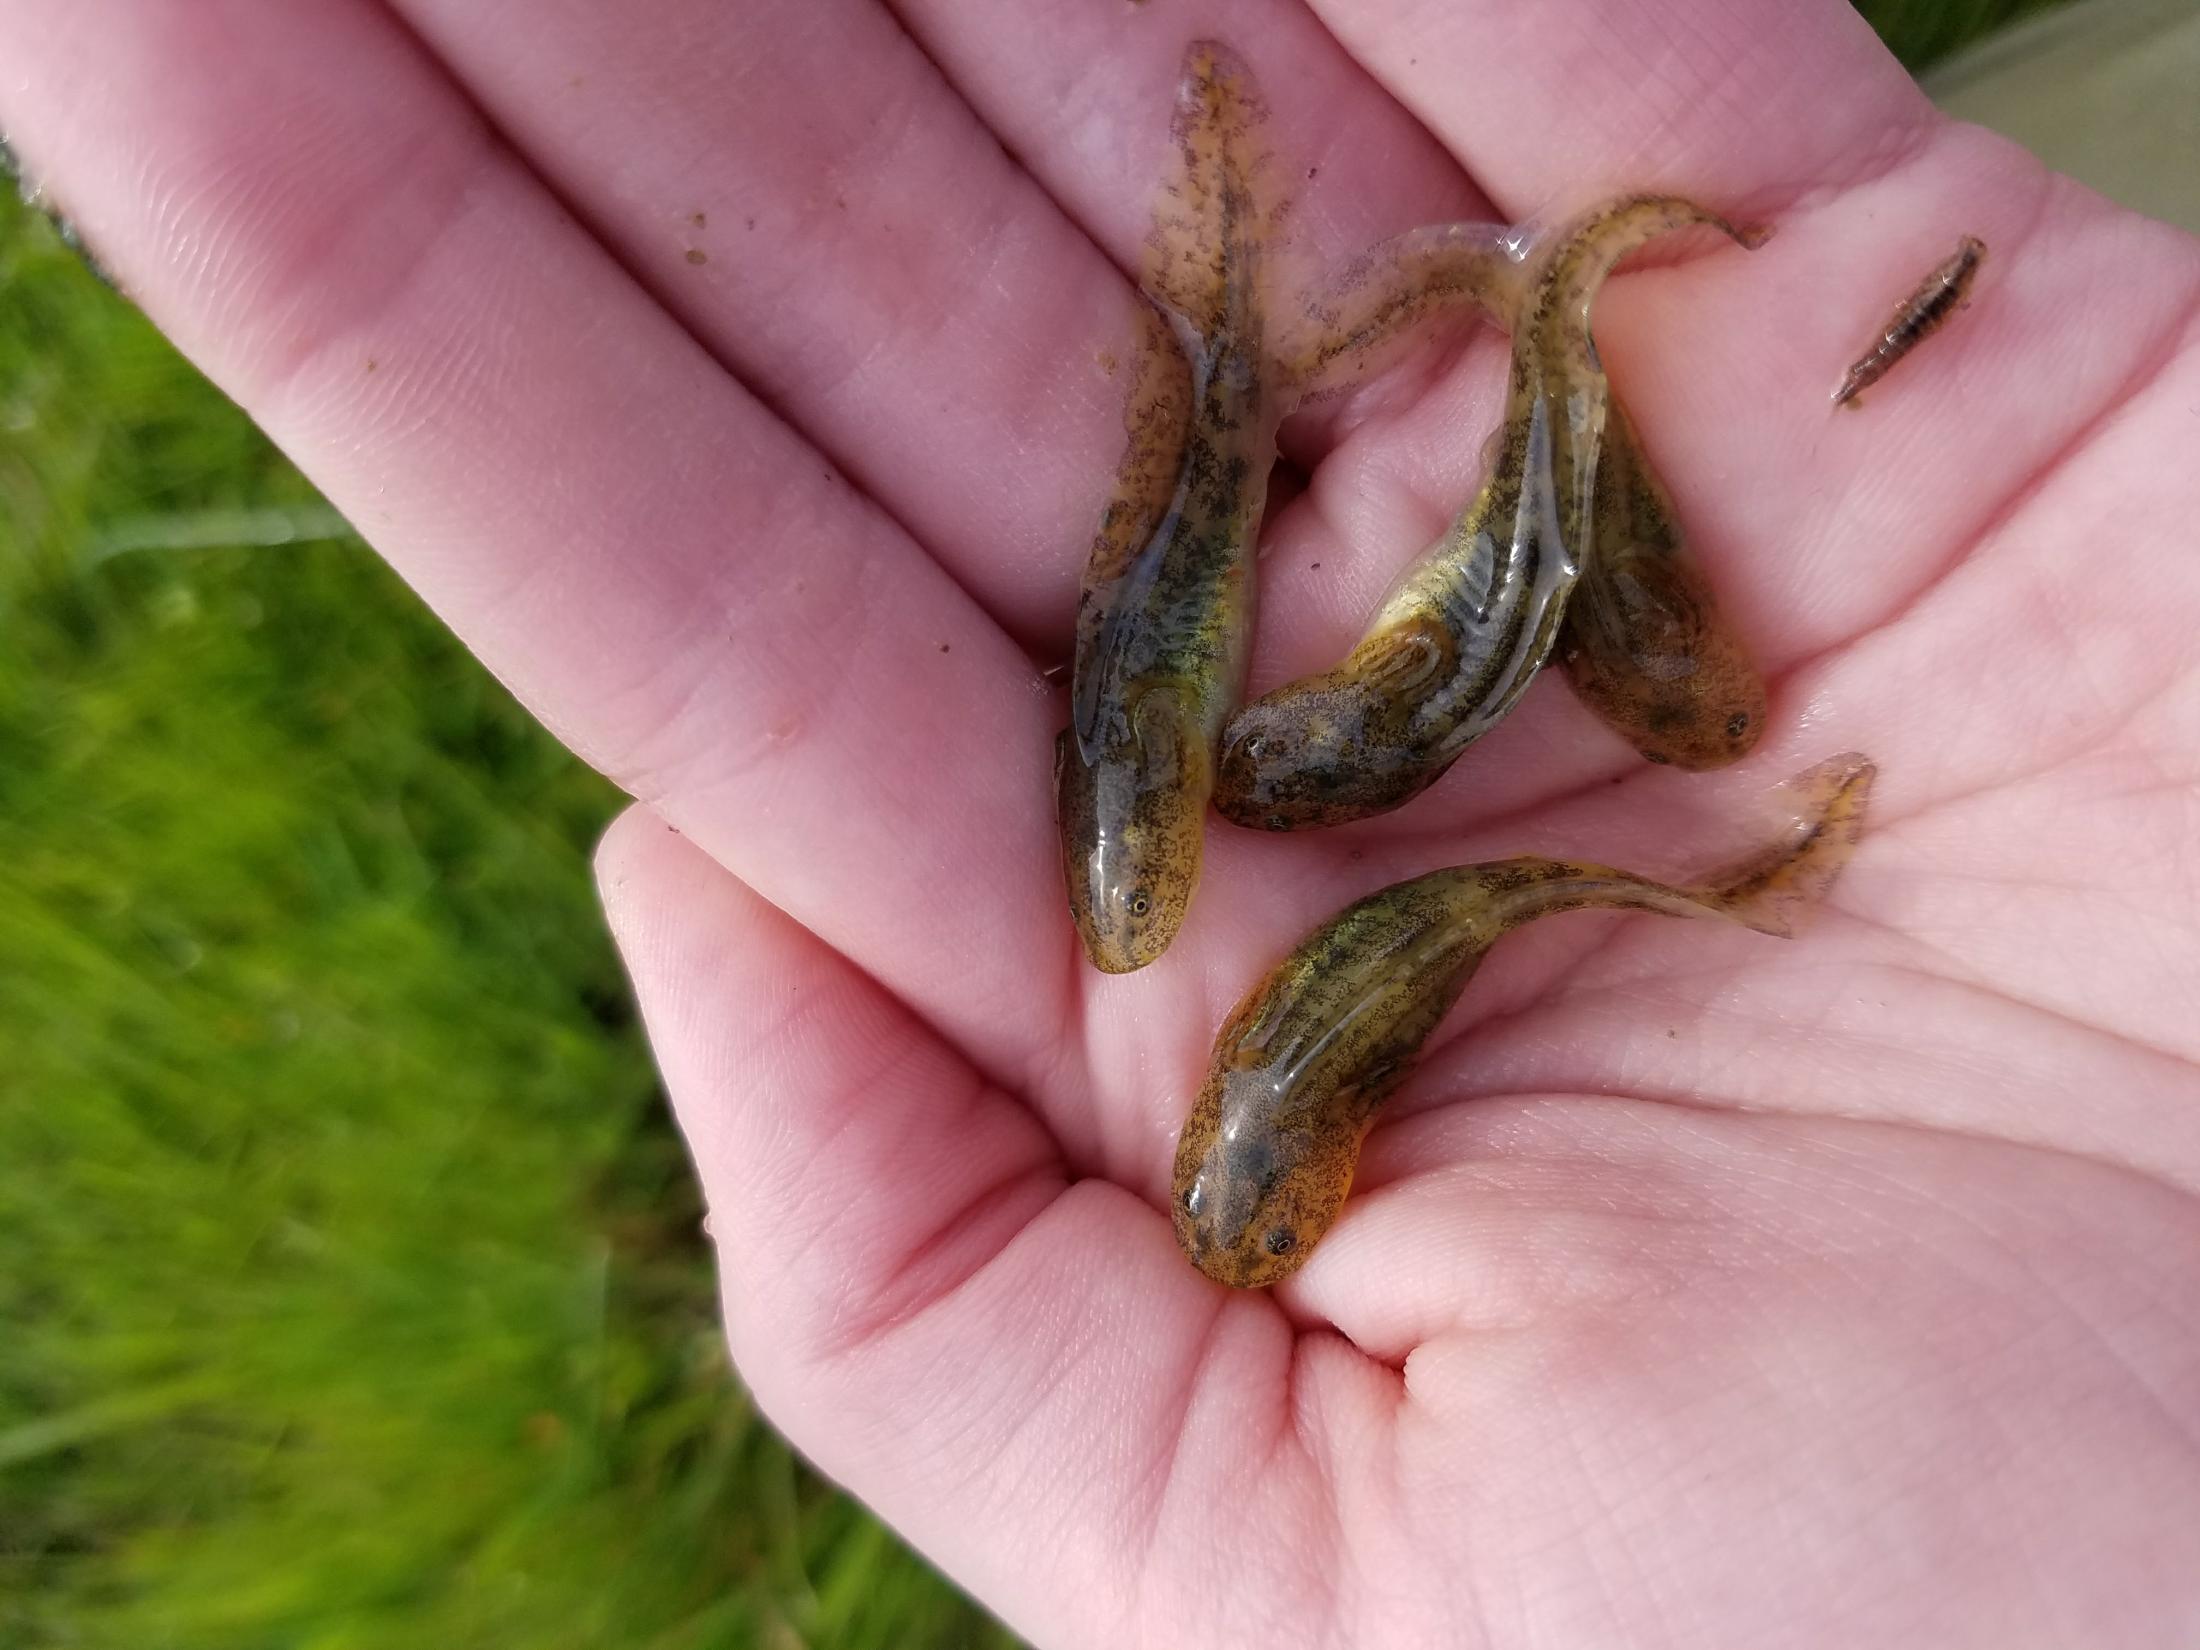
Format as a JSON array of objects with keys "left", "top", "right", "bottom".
[
  {"left": 0, "top": 7, "right": 2079, "bottom": 1646},
  {"left": 1870, "top": 0, "right": 2073, "bottom": 65}
]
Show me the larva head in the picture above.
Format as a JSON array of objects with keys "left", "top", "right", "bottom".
[
  {"left": 1214, "top": 676, "right": 1433, "bottom": 831},
  {"left": 1625, "top": 662, "right": 1768, "bottom": 769},
  {"left": 1056, "top": 692, "right": 1208, "bottom": 973},
  {"left": 1170, "top": 1065, "right": 1358, "bottom": 1289}
]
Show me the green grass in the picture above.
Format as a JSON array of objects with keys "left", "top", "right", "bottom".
[
  {"left": 0, "top": 8, "right": 2067, "bottom": 1646},
  {"left": 1864, "top": 0, "right": 2076, "bottom": 72},
  {"left": 0, "top": 191, "right": 1012, "bottom": 1649}
]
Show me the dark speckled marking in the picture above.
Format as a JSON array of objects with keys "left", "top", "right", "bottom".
[
  {"left": 1173, "top": 753, "right": 1875, "bottom": 1288},
  {"left": 1556, "top": 398, "right": 1768, "bottom": 770},
  {"left": 1834, "top": 235, "right": 1986, "bottom": 406},
  {"left": 1214, "top": 196, "right": 1763, "bottom": 831},
  {"left": 1058, "top": 41, "right": 1283, "bottom": 972}
]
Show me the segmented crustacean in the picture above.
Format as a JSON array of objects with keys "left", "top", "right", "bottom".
[
  {"left": 1172, "top": 752, "right": 1874, "bottom": 1288},
  {"left": 1213, "top": 197, "right": 1765, "bottom": 831},
  {"left": 1833, "top": 234, "right": 1986, "bottom": 406},
  {"left": 1056, "top": 40, "right": 1284, "bottom": 972}
]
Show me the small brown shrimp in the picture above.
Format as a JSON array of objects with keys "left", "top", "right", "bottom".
[{"left": 1833, "top": 235, "right": 1986, "bottom": 407}]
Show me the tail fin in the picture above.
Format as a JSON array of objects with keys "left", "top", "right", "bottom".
[
  {"left": 1276, "top": 221, "right": 1528, "bottom": 400},
  {"left": 1694, "top": 752, "right": 1875, "bottom": 938},
  {"left": 1145, "top": 40, "right": 1276, "bottom": 344},
  {"left": 1523, "top": 193, "right": 1767, "bottom": 358}
]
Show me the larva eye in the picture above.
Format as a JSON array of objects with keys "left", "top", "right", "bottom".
[
  {"left": 1128, "top": 891, "right": 1152, "bottom": 918},
  {"left": 1726, "top": 711, "right": 1751, "bottom": 740},
  {"left": 1263, "top": 1227, "right": 1297, "bottom": 1257}
]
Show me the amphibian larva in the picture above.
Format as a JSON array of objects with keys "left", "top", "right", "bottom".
[
  {"left": 1173, "top": 752, "right": 1873, "bottom": 1287},
  {"left": 1056, "top": 41, "right": 1283, "bottom": 971},
  {"left": 1213, "top": 197, "right": 1765, "bottom": 830}
]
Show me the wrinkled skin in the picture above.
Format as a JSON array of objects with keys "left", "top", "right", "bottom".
[
  {"left": 1176, "top": 755, "right": 1869, "bottom": 1286},
  {"left": 17, "top": 2, "right": 2200, "bottom": 1647}
]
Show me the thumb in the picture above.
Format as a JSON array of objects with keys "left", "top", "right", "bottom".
[{"left": 594, "top": 806, "right": 1299, "bottom": 1647}]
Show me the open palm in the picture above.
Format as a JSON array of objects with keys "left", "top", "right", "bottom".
[{"left": 12, "top": 0, "right": 2200, "bottom": 1642}]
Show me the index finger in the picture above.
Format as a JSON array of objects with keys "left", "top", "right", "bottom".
[
  {"left": 0, "top": 0, "right": 1076, "bottom": 1102},
  {"left": 1307, "top": 0, "right": 1930, "bottom": 219}
]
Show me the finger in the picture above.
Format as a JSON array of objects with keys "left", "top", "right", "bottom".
[
  {"left": 595, "top": 802, "right": 1066, "bottom": 1365},
  {"left": 891, "top": 0, "right": 1488, "bottom": 282},
  {"left": 0, "top": 0, "right": 1068, "bottom": 1089},
  {"left": 1308, "top": 0, "right": 1928, "bottom": 220},
  {"left": 597, "top": 807, "right": 1370, "bottom": 1649},
  {"left": 381, "top": 0, "right": 1139, "bottom": 644}
]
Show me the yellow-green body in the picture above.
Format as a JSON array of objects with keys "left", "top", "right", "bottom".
[
  {"left": 1558, "top": 398, "right": 1766, "bottom": 768},
  {"left": 1214, "top": 198, "right": 1766, "bottom": 830},
  {"left": 1057, "top": 41, "right": 1281, "bottom": 971},
  {"left": 1174, "top": 753, "right": 1874, "bottom": 1287}
]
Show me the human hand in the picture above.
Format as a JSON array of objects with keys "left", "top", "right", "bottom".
[{"left": 9, "top": 0, "right": 2198, "bottom": 1642}]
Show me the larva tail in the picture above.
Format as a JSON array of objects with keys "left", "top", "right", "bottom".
[
  {"left": 1275, "top": 221, "right": 1526, "bottom": 400},
  {"left": 1694, "top": 752, "right": 1876, "bottom": 938},
  {"left": 1528, "top": 194, "right": 1766, "bottom": 346},
  {"left": 1145, "top": 40, "right": 1277, "bottom": 343}
]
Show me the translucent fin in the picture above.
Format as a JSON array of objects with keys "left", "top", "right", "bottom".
[
  {"left": 1070, "top": 303, "right": 1195, "bottom": 753},
  {"left": 1074, "top": 39, "right": 1274, "bottom": 756},
  {"left": 1522, "top": 194, "right": 1766, "bottom": 363},
  {"left": 1431, "top": 752, "right": 1874, "bottom": 941},
  {"left": 1691, "top": 752, "right": 1876, "bottom": 937},
  {"left": 1082, "top": 304, "right": 1195, "bottom": 593},
  {"left": 1275, "top": 221, "right": 1528, "bottom": 400},
  {"left": 1143, "top": 40, "right": 1277, "bottom": 341}
]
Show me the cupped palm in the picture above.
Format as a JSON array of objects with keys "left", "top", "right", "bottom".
[{"left": 6, "top": 0, "right": 2198, "bottom": 1642}]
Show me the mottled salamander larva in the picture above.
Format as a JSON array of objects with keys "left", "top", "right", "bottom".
[
  {"left": 1056, "top": 41, "right": 1285, "bottom": 972},
  {"left": 1213, "top": 198, "right": 1766, "bottom": 830},
  {"left": 1556, "top": 396, "right": 1767, "bottom": 769},
  {"left": 1276, "top": 214, "right": 1771, "bottom": 773},
  {"left": 1173, "top": 752, "right": 1874, "bottom": 1287}
]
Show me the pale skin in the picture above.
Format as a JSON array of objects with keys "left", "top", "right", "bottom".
[{"left": 6, "top": 1, "right": 2198, "bottom": 1647}]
